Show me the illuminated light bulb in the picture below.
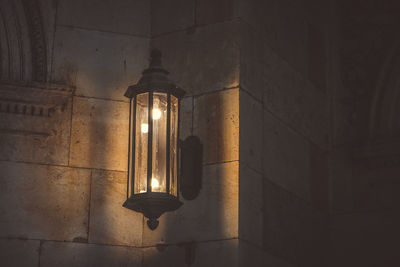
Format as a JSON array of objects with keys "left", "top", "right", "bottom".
[
  {"left": 152, "top": 108, "right": 162, "bottom": 120},
  {"left": 141, "top": 123, "right": 148, "bottom": 133},
  {"left": 151, "top": 177, "right": 160, "bottom": 189}
]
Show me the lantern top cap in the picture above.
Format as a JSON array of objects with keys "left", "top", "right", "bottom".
[{"left": 124, "top": 49, "right": 185, "bottom": 99}]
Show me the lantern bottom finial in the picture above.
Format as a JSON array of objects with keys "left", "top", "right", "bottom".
[
  {"left": 147, "top": 218, "right": 159, "bottom": 230},
  {"left": 123, "top": 192, "right": 182, "bottom": 230}
]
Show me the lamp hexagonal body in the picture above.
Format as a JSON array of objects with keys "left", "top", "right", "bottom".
[{"left": 123, "top": 49, "right": 185, "bottom": 230}]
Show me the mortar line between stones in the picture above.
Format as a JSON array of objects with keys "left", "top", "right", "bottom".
[
  {"left": 240, "top": 86, "right": 327, "bottom": 150},
  {"left": 0, "top": 159, "right": 237, "bottom": 171},
  {"left": 57, "top": 24, "right": 151, "bottom": 39},
  {"left": 191, "top": 86, "right": 239, "bottom": 99},
  {"left": 239, "top": 238, "right": 296, "bottom": 265},
  {"left": 203, "top": 159, "right": 238, "bottom": 166},
  {"left": 151, "top": 17, "right": 241, "bottom": 39},
  {"left": 0, "top": 236, "right": 238, "bottom": 250},
  {"left": 37, "top": 240, "right": 43, "bottom": 267},
  {"left": 73, "top": 94, "right": 130, "bottom": 103},
  {"left": 191, "top": 96, "right": 194, "bottom": 135},
  {"left": 0, "top": 159, "right": 126, "bottom": 173},
  {"left": 264, "top": 105, "right": 328, "bottom": 151},
  {"left": 241, "top": 161, "right": 320, "bottom": 211},
  {"left": 87, "top": 169, "right": 93, "bottom": 242},
  {"left": 67, "top": 95, "right": 74, "bottom": 166}
]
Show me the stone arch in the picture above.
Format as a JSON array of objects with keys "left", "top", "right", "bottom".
[
  {"left": 0, "top": 0, "right": 47, "bottom": 82},
  {"left": 369, "top": 39, "right": 400, "bottom": 143}
]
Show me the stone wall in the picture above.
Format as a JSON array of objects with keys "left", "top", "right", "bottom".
[
  {"left": 0, "top": 0, "right": 240, "bottom": 266},
  {"left": 238, "top": 0, "right": 331, "bottom": 266}
]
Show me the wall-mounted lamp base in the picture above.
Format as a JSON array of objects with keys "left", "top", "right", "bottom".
[{"left": 123, "top": 192, "right": 182, "bottom": 230}]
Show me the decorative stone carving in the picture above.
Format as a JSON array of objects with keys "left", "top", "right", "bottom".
[
  {"left": 0, "top": 0, "right": 47, "bottom": 81},
  {"left": 0, "top": 81, "right": 74, "bottom": 165}
]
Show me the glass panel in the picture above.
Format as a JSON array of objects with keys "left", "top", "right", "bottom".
[
  {"left": 127, "top": 97, "right": 135, "bottom": 197},
  {"left": 151, "top": 93, "right": 167, "bottom": 192},
  {"left": 170, "top": 95, "right": 179, "bottom": 196},
  {"left": 134, "top": 93, "right": 148, "bottom": 194}
]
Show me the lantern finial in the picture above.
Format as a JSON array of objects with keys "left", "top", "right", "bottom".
[{"left": 149, "top": 49, "right": 162, "bottom": 68}]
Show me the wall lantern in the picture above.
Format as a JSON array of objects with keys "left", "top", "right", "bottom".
[{"left": 123, "top": 49, "right": 201, "bottom": 230}]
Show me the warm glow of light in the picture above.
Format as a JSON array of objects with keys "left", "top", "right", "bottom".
[
  {"left": 152, "top": 108, "right": 162, "bottom": 120},
  {"left": 139, "top": 189, "right": 146, "bottom": 193},
  {"left": 141, "top": 123, "right": 149, "bottom": 133},
  {"left": 151, "top": 177, "right": 160, "bottom": 189}
]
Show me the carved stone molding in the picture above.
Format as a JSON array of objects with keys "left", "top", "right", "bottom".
[
  {"left": 0, "top": 81, "right": 75, "bottom": 165},
  {"left": 0, "top": 0, "right": 48, "bottom": 81}
]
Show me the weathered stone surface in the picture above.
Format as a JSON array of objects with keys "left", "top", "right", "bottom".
[
  {"left": 143, "top": 245, "right": 186, "bottom": 267},
  {"left": 89, "top": 169, "right": 142, "bottom": 246},
  {"left": 330, "top": 211, "right": 400, "bottom": 267},
  {"left": 57, "top": 0, "right": 150, "bottom": 36},
  {"left": 192, "top": 239, "right": 238, "bottom": 267},
  {"left": 144, "top": 239, "right": 238, "bottom": 267},
  {"left": 0, "top": 238, "right": 40, "bottom": 267},
  {"left": 52, "top": 26, "right": 149, "bottom": 100},
  {"left": 240, "top": 23, "right": 328, "bottom": 147},
  {"left": 151, "top": 21, "right": 239, "bottom": 96},
  {"left": 239, "top": 165, "right": 263, "bottom": 246},
  {"left": 263, "top": 179, "right": 328, "bottom": 266},
  {"left": 239, "top": 241, "right": 294, "bottom": 267},
  {"left": 239, "top": 90, "right": 262, "bottom": 172},
  {"left": 180, "top": 96, "right": 193, "bottom": 140},
  {"left": 142, "top": 161, "right": 238, "bottom": 246},
  {"left": 196, "top": 0, "right": 234, "bottom": 25},
  {"left": 263, "top": 110, "right": 311, "bottom": 202},
  {"left": 70, "top": 97, "right": 129, "bottom": 171},
  {"left": 0, "top": 82, "right": 73, "bottom": 165},
  {"left": 151, "top": 0, "right": 194, "bottom": 36},
  {"left": 40, "top": 241, "right": 142, "bottom": 267},
  {"left": 143, "top": 239, "right": 238, "bottom": 267},
  {"left": 0, "top": 161, "right": 90, "bottom": 241},
  {"left": 194, "top": 89, "right": 239, "bottom": 164},
  {"left": 237, "top": 0, "right": 329, "bottom": 84}
]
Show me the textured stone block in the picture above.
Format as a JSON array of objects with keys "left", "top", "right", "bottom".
[
  {"left": 143, "top": 245, "right": 186, "bottom": 267},
  {"left": 151, "top": 21, "right": 239, "bottom": 96},
  {"left": 52, "top": 26, "right": 149, "bottom": 100},
  {"left": 151, "top": 0, "right": 195, "bottom": 36},
  {"left": 0, "top": 239, "right": 40, "bottom": 267},
  {"left": 239, "top": 165, "right": 263, "bottom": 246},
  {"left": 331, "top": 211, "right": 400, "bottom": 267},
  {"left": 0, "top": 82, "right": 73, "bottom": 165},
  {"left": 196, "top": 0, "right": 234, "bottom": 25},
  {"left": 194, "top": 89, "right": 239, "bottom": 164},
  {"left": 263, "top": 110, "right": 311, "bottom": 202},
  {"left": 89, "top": 169, "right": 142, "bottom": 246},
  {"left": 0, "top": 161, "right": 90, "bottom": 241},
  {"left": 142, "top": 161, "right": 238, "bottom": 246},
  {"left": 40, "top": 241, "right": 142, "bottom": 267},
  {"left": 240, "top": 23, "right": 328, "bottom": 147},
  {"left": 144, "top": 239, "right": 238, "bottom": 267},
  {"left": 192, "top": 239, "right": 238, "bottom": 267},
  {"left": 57, "top": 0, "right": 150, "bottom": 36},
  {"left": 239, "top": 90, "right": 262, "bottom": 172},
  {"left": 263, "top": 179, "right": 328, "bottom": 266},
  {"left": 70, "top": 97, "right": 129, "bottom": 171},
  {"left": 239, "top": 241, "right": 294, "bottom": 267}
]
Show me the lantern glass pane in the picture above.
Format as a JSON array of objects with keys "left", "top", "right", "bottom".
[
  {"left": 170, "top": 95, "right": 179, "bottom": 196},
  {"left": 134, "top": 93, "right": 149, "bottom": 194},
  {"left": 151, "top": 93, "right": 168, "bottom": 192}
]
